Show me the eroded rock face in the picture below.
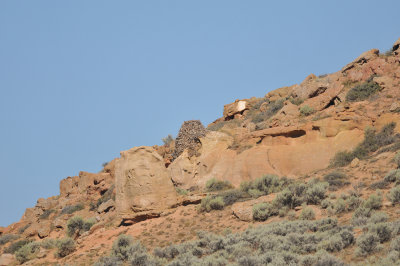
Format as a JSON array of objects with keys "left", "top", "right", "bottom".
[
  {"left": 223, "top": 100, "right": 249, "bottom": 120},
  {"left": 115, "top": 146, "right": 177, "bottom": 222}
]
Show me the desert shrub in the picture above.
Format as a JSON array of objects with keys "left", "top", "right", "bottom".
[
  {"left": 321, "top": 199, "right": 331, "bottom": 209},
  {"left": 162, "top": 134, "right": 174, "bottom": 145},
  {"left": 334, "top": 199, "right": 346, "bottom": 214},
  {"left": 394, "top": 152, "right": 400, "bottom": 168},
  {"left": 176, "top": 187, "right": 188, "bottom": 196},
  {"left": 346, "top": 196, "right": 362, "bottom": 211},
  {"left": 15, "top": 242, "right": 40, "bottom": 263},
  {"left": 4, "top": 239, "right": 31, "bottom": 254},
  {"left": 83, "top": 218, "right": 96, "bottom": 232},
  {"left": 218, "top": 189, "right": 244, "bottom": 205},
  {"left": 346, "top": 80, "right": 381, "bottom": 102},
  {"left": 111, "top": 235, "right": 134, "bottom": 261},
  {"left": 67, "top": 216, "right": 95, "bottom": 237},
  {"left": 299, "top": 207, "right": 315, "bottom": 220},
  {"left": 199, "top": 196, "right": 225, "bottom": 212},
  {"left": 0, "top": 234, "right": 19, "bottom": 246},
  {"left": 299, "top": 105, "right": 315, "bottom": 116},
  {"left": 352, "top": 206, "right": 372, "bottom": 226},
  {"left": 388, "top": 185, "right": 400, "bottom": 205},
  {"left": 331, "top": 123, "right": 397, "bottom": 167},
  {"left": 39, "top": 209, "right": 55, "bottom": 219},
  {"left": 41, "top": 238, "right": 58, "bottom": 249},
  {"left": 241, "top": 175, "right": 290, "bottom": 198},
  {"left": 61, "top": 203, "right": 84, "bottom": 215},
  {"left": 67, "top": 216, "right": 84, "bottom": 237},
  {"left": 318, "top": 235, "right": 345, "bottom": 252},
  {"left": 356, "top": 232, "right": 379, "bottom": 255},
  {"left": 363, "top": 192, "right": 382, "bottom": 210},
  {"left": 205, "top": 178, "right": 233, "bottom": 192},
  {"left": 330, "top": 151, "right": 355, "bottom": 167},
  {"left": 289, "top": 97, "right": 304, "bottom": 106},
  {"left": 251, "top": 99, "right": 284, "bottom": 123},
  {"left": 368, "top": 212, "right": 389, "bottom": 224},
  {"left": 323, "top": 171, "right": 349, "bottom": 190},
  {"left": 56, "top": 237, "right": 75, "bottom": 257},
  {"left": 369, "top": 222, "right": 393, "bottom": 243},
  {"left": 306, "top": 181, "right": 328, "bottom": 204},
  {"left": 391, "top": 236, "right": 400, "bottom": 252},
  {"left": 18, "top": 224, "right": 30, "bottom": 234},
  {"left": 369, "top": 180, "right": 390, "bottom": 190},
  {"left": 253, "top": 202, "right": 274, "bottom": 221},
  {"left": 95, "top": 256, "right": 122, "bottom": 266},
  {"left": 385, "top": 169, "right": 400, "bottom": 183}
]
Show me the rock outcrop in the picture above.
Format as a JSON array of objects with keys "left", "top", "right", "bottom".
[{"left": 115, "top": 146, "right": 178, "bottom": 224}]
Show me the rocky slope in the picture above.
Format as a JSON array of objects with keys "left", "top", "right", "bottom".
[{"left": 1, "top": 37, "right": 400, "bottom": 265}]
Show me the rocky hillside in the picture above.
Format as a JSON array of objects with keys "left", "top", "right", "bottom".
[{"left": 1, "top": 37, "right": 400, "bottom": 265}]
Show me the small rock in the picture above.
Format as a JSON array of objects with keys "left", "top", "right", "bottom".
[
  {"left": 350, "top": 158, "right": 360, "bottom": 168},
  {"left": 390, "top": 102, "right": 400, "bottom": 112},
  {"left": 97, "top": 199, "right": 114, "bottom": 213},
  {"left": 0, "top": 254, "right": 15, "bottom": 266}
]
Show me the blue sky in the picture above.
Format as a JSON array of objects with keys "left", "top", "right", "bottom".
[{"left": 0, "top": 1, "right": 399, "bottom": 226}]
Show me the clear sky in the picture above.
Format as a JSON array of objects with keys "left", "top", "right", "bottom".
[{"left": 0, "top": 1, "right": 399, "bottom": 226}]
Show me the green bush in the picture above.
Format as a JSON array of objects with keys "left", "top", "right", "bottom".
[
  {"left": 61, "top": 203, "right": 84, "bottom": 215},
  {"left": 56, "top": 238, "right": 75, "bottom": 258},
  {"left": 299, "top": 105, "right": 315, "bottom": 116},
  {"left": 334, "top": 199, "right": 346, "bottom": 214},
  {"left": 299, "top": 207, "right": 315, "bottom": 220},
  {"left": 0, "top": 234, "right": 19, "bottom": 246},
  {"left": 15, "top": 242, "right": 40, "bottom": 264},
  {"left": 368, "top": 222, "right": 393, "bottom": 243},
  {"left": 67, "top": 216, "right": 96, "bottom": 237},
  {"left": 352, "top": 206, "right": 372, "bottom": 226},
  {"left": 330, "top": 151, "right": 355, "bottom": 167},
  {"left": 385, "top": 169, "right": 400, "bottom": 183},
  {"left": 323, "top": 171, "right": 349, "bottom": 190},
  {"left": 331, "top": 123, "right": 397, "bottom": 167},
  {"left": 240, "top": 175, "right": 289, "bottom": 197},
  {"left": 346, "top": 80, "right": 381, "bottom": 102},
  {"left": 162, "top": 134, "right": 174, "bottom": 145},
  {"left": 111, "top": 235, "right": 134, "bottom": 261},
  {"left": 176, "top": 187, "right": 188, "bottom": 196},
  {"left": 306, "top": 181, "right": 328, "bottom": 204},
  {"left": 41, "top": 238, "right": 59, "bottom": 249},
  {"left": 395, "top": 152, "right": 400, "bottom": 168},
  {"left": 251, "top": 99, "right": 284, "bottom": 123},
  {"left": 199, "top": 196, "right": 225, "bottom": 212},
  {"left": 356, "top": 233, "right": 380, "bottom": 255},
  {"left": 4, "top": 239, "right": 31, "bottom": 254},
  {"left": 39, "top": 209, "right": 55, "bottom": 219},
  {"left": 388, "top": 186, "right": 400, "bottom": 205},
  {"left": 363, "top": 192, "right": 382, "bottom": 210},
  {"left": 346, "top": 196, "right": 362, "bottom": 211},
  {"left": 205, "top": 178, "right": 233, "bottom": 192},
  {"left": 253, "top": 202, "right": 274, "bottom": 221}
]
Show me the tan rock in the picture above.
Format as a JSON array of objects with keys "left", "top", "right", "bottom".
[
  {"left": 53, "top": 216, "right": 68, "bottom": 229},
  {"left": 97, "top": 199, "right": 115, "bottom": 213},
  {"left": 0, "top": 254, "right": 14, "bottom": 266},
  {"left": 223, "top": 100, "right": 248, "bottom": 119},
  {"left": 350, "top": 158, "right": 360, "bottom": 168},
  {"left": 37, "top": 222, "right": 51, "bottom": 239},
  {"left": 390, "top": 102, "right": 400, "bottom": 112},
  {"left": 60, "top": 176, "right": 80, "bottom": 197},
  {"left": 265, "top": 85, "right": 295, "bottom": 102},
  {"left": 231, "top": 195, "right": 275, "bottom": 221},
  {"left": 342, "top": 49, "right": 379, "bottom": 72},
  {"left": 115, "top": 146, "right": 178, "bottom": 222},
  {"left": 78, "top": 171, "right": 113, "bottom": 195}
]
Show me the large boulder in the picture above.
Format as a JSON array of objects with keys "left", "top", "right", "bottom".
[
  {"left": 223, "top": 100, "right": 249, "bottom": 119},
  {"left": 170, "top": 125, "right": 365, "bottom": 189},
  {"left": 115, "top": 146, "right": 178, "bottom": 223}
]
